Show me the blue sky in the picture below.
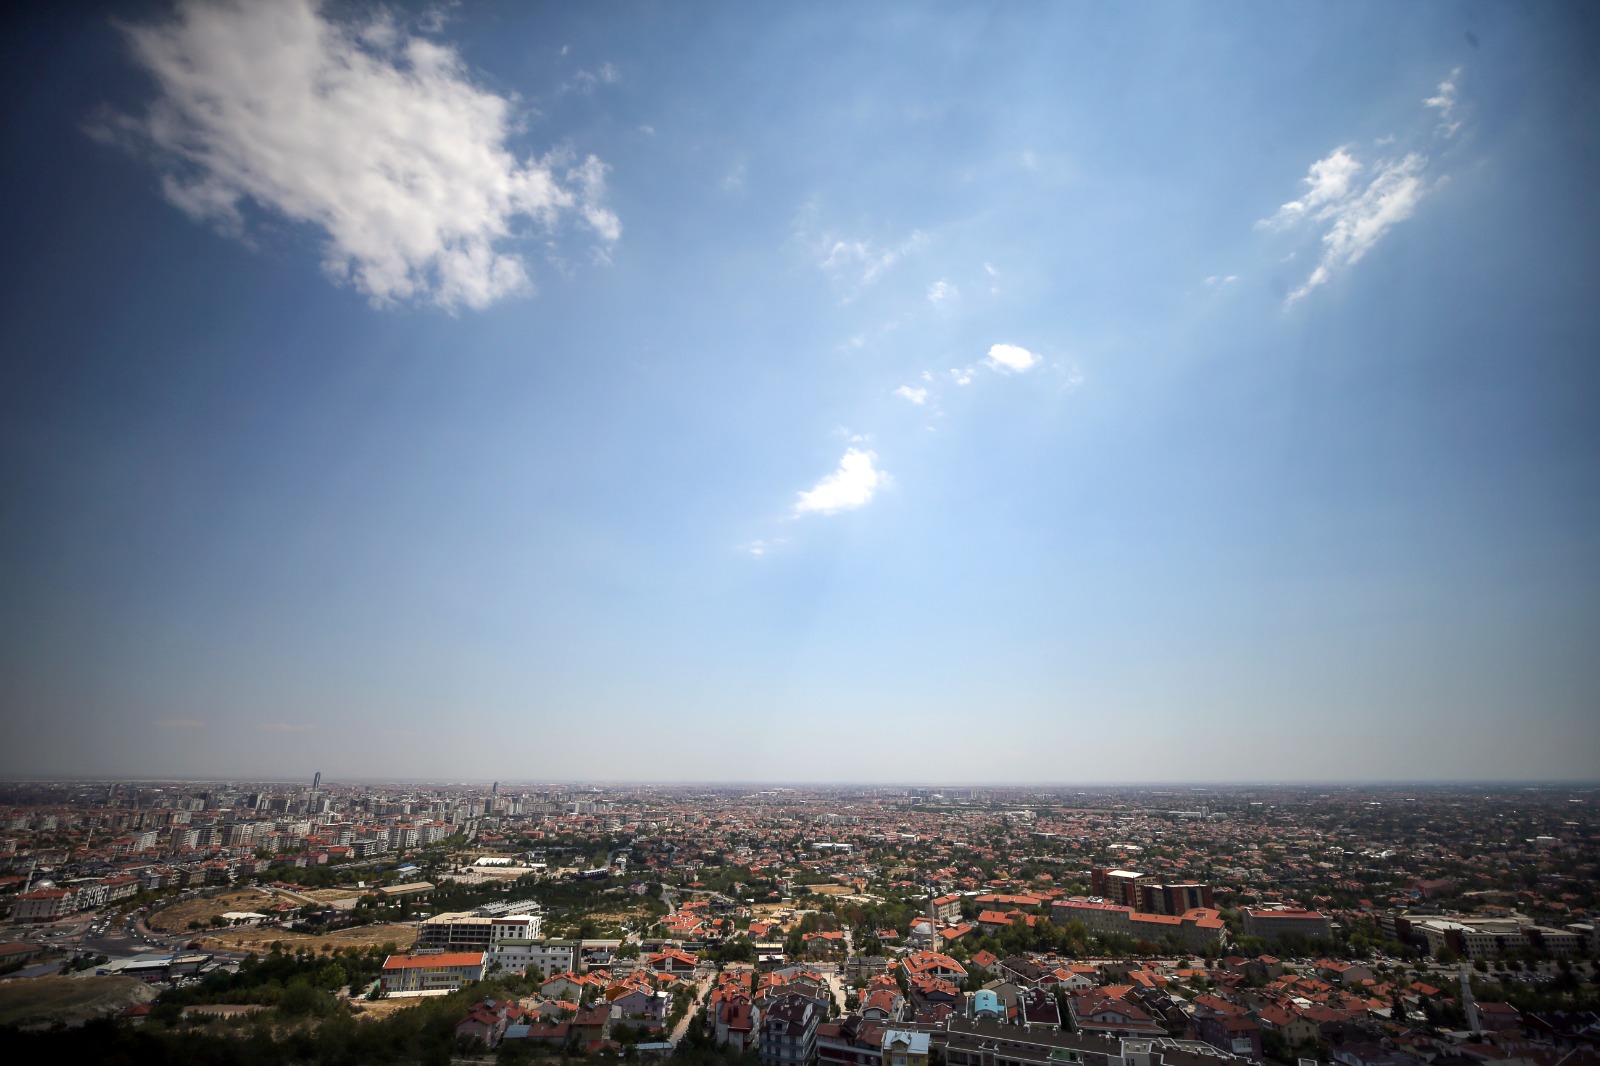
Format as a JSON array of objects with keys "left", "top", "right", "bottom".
[{"left": 1, "top": 1, "right": 1596, "bottom": 783}]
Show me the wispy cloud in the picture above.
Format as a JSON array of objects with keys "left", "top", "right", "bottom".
[
  {"left": 157, "top": 718, "right": 205, "bottom": 729},
  {"left": 819, "top": 231, "right": 928, "bottom": 288},
  {"left": 1424, "top": 68, "right": 1462, "bottom": 137},
  {"left": 794, "top": 448, "right": 888, "bottom": 516},
  {"left": 566, "top": 61, "right": 620, "bottom": 94},
  {"left": 984, "top": 343, "right": 1040, "bottom": 373},
  {"left": 1277, "top": 152, "right": 1429, "bottom": 304},
  {"left": 927, "top": 280, "right": 958, "bottom": 304},
  {"left": 260, "top": 722, "right": 314, "bottom": 733},
  {"left": 795, "top": 204, "right": 929, "bottom": 300},
  {"left": 1257, "top": 147, "right": 1364, "bottom": 232},
  {"left": 1257, "top": 70, "right": 1463, "bottom": 305},
  {"left": 893, "top": 385, "right": 929, "bottom": 405},
  {"left": 98, "top": 0, "right": 618, "bottom": 310}
]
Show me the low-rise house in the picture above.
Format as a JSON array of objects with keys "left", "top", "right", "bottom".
[
  {"left": 1194, "top": 1010, "right": 1262, "bottom": 1062},
  {"left": 648, "top": 947, "right": 699, "bottom": 974},
  {"left": 1067, "top": 989, "right": 1167, "bottom": 1038},
  {"left": 380, "top": 952, "right": 486, "bottom": 994},
  {"left": 882, "top": 1029, "right": 930, "bottom": 1066},
  {"left": 455, "top": 998, "right": 526, "bottom": 1048},
  {"left": 862, "top": 987, "right": 905, "bottom": 1022}
]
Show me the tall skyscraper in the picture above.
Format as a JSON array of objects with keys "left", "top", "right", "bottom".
[{"left": 312, "top": 771, "right": 322, "bottom": 791}]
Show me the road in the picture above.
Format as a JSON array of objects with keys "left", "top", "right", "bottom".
[{"left": 666, "top": 975, "right": 711, "bottom": 1047}]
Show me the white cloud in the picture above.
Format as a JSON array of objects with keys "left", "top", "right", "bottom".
[
  {"left": 1204, "top": 274, "right": 1239, "bottom": 286},
  {"left": 794, "top": 448, "right": 887, "bottom": 515},
  {"left": 744, "top": 538, "right": 785, "bottom": 557},
  {"left": 1256, "top": 71, "right": 1463, "bottom": 304},
  {"left": 103, "top": 0, "right": 618, "bottom": 310},
  {"left": 984, "top": 342, "right": 1040, "bottom": 373},
  {"left": 1425, "top": 68, "right": 1462, "bottom": 136},
  {"left": 1258, "top": 147, "right": 1363, "bottom": 231},
  {"left": 568, "top": 61, "right": 621, "bottom": 93},
  {"left": 1286, "top": 153, "right": 1428, "bottom": 303},
  {"left": 927, "top": 280, "right": 958, "bottom": 303},
  {"left": 820, "top": 231, "right": 927, "bottom": 287},
  {"left": 893, "top": 385, "right": 929, "bottom": 405},
  {"left": 949, "top": 368, "right": 973, "bottom": 386}
]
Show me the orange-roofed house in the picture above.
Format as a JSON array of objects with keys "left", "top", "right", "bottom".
[{"left": 381, "top": 952, "right": 486, "bottom": 994}]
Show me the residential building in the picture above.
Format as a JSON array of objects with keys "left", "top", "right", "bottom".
[
  {"left": 761, "top": 992, "right": 822, "bottom": 1066},
  {"left": 883, "top": 1029, "right": 931, "bottom": 1066}
]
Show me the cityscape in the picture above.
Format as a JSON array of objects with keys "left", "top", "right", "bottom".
[
  {"left": 0, "top": 777, "right": 1595, "bottom": 1065},
  {"left": 2, "top": 1, "right": 1598, "bottom": 1064}
]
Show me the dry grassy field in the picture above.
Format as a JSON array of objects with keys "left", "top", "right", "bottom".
[
  {"left": 346, "top": 996, "right": 430, "bottom": 1020},
  {"left": 191, "top": 921, "right": 417, "bottom": 954},
  {"left": 0, "top": 975, "right": 156, "bottom": 1028},
  {"left": 148, "top": 887, "right": 283, "bottom": 932},
  {"left": 299, "top": 888, "right": 366, "bottom": 903}
]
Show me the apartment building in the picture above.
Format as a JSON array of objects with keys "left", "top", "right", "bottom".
[
  {"left": 1239, "top": 908, "right": 1331, "bottom": 943},
  {"left": 380, "top": 952, "right": 486, "bottom": 994}
]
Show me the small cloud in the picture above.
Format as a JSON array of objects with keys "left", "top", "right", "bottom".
[
  {"left": 1425, "top": 68, "right": 1463, "bottom": 136},
  {"left": 637, "top": 124, "right": 656, "bottom": 136},
  {"left": 950, "top": 368, "right": 973, "bottom": 386},
  {"left": 157, "top": 718, "right": 205, "bottom": 729},
  {"left": 1204, "top": 274, "right": 1239, "bottom": 286},
  {"left": 744, "top": 538, "right": 785, "bottom": 557},
  {"left": 261, "top": 722, "right": 315, "bottom": 733},
  {"left": 799, "top": 210, "right": 929, "bottom": 297},
  {"left": 893, "top": 385, "right": 929, "bottom": 405},
  {"left": 722, "top": 161, "right": 747, "bottom": 192},
  {"left": 983, "top": 262, "right": 998, "bottom": 277},
  {"left": 820, "top": 231, "right": 927, "bottom": 287},
  {"left": 794, "top": 447, "right": 887, "bottom": 516},
  {"left": 568, "top": 62, "right": 620, "bottom": 93},
  {"left": 927, "top": 280, "right": 958, "bottom": 304},
  {"left": 984, "top": 342, "right": 1040, "bottom": 373}
]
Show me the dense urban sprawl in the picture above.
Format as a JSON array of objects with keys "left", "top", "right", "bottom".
[{"left": 0, "top": 779, "right": 1596, "bottom": 1066}]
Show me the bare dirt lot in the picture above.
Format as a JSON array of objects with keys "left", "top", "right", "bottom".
[
  {"left": 149, "top": 888, "right": 285, "bottom": 932},
  {"left": 182, "top": 1003, "right": 267, "bottom": 1018},
  {"left": 191, "top": 921, "right": 418, "bottom": 954},
  {"left": 0, "top": 975, "right": 157, "bottom": 1028},
  {"left": 347, "top": 996, "right": 429, "bottom": 1020},
  {"left": 805, "top": 884, "right": 856, "bottom": 896},
  {"left": 300, "top": 888, "right": 366, "bottom": 903}
]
